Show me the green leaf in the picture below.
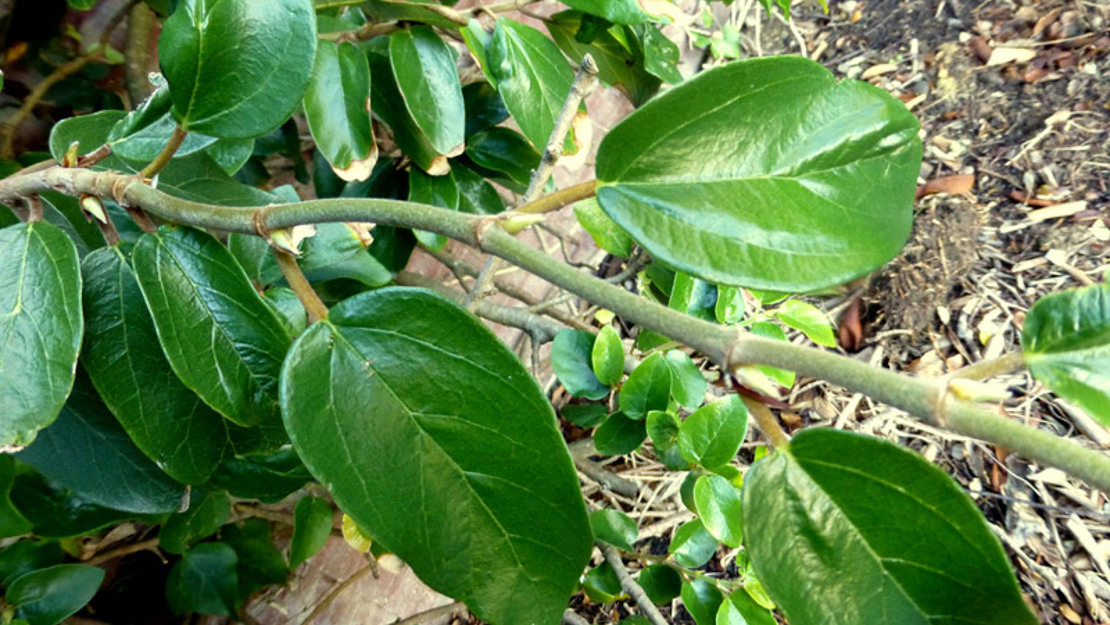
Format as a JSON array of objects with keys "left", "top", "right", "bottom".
[
  {"left": 289, "top": 496, "right": 333, "bottom": 569},
  {"left": 463, "top": 82, "right": 509, "bottom": 138},
  {"left": 160, "top": 490, "right": 231, "bottom": 556},
  {"left": 638, "top": 564, "right": 682, "bottom": 605},
  {"left": 159, "top": 0, "right": 316, "bottom": 138},
  {"left": 775, "top": 300, "right": 836, "bottom": 348},
  {"left": 682, "top": 578, "right": 724, "bottom": 625},
  {"left": 0, "top": 540, "right": 63, "bottom": 586},
  {"left": 361, "top": 0, "right": 467, "bottom": 28},
  {"left": 552, "top": 330, "right": 610, "bottom": 400},
  {"left": 669, "top": 272, "right": 716, "bottom": 321},
  {"left": 716, "top": 590, "right": 776, "bottom": 625},
  {"left": 390, "top": 26, "right": 465, "bottom": 156},
  {"left": 7, "top": 564, "right": 104, "bottom": 625},
  {"left": 563, "top": 0, "right": 649, "bottom": 24},
  {"left": 132, "top": 226, "right": 291, "bottom": 426},
  {"left": 560, "top": 403, "right": 608, "bottom": 428},
  {"left": 574, "top": 198, "right": 633, "bottom": 258},
  {"left": 747, "top": 322, "right": 795, "bottom": 388},
  {"left": 366, "top": 40, "right": 443, "bottom": 173},
  {"left": 669, "top": 519, "right": 716, "bottom": 568},
  {"left": 281, "top": 288, "right": 591, "bottom": 625},
  {"left": 638, "top": 25, "right": 683, "bottom": 84},
  {"left": 0, "top": 457, "right": 33, "bottom": 537},
  {"left": 165, "top": 542, "right": 239, "bottom": 617},
  {"left": 454, "top": 164, "right": 506, "bottom": 215},
  {"left": 81, "top": 247, "right": 228, "bottom": 484},
  {"left": 461, "top": 19, "right": 494, "bottom": 83},
  {"left": 582, "top": 562, "right": 624, "bottom": 603},
  {"left": 409, "top": 167, "right": 460, "bottom": 252},
  {"left": 0, "top": 222, "right": 82, "bottom": 451},
  {"left": 715, "top": 285, "right": 745, "bottom": 325},
  {"left": 596, "top": 56, "right": 921, "bottom": 292},
  {"left": 304, "top": 40, "right": 377, "bottom": 182},
  {"left": 665, "top": 350, "right": 706, "bottom": 409},
  {"left": 221, "top": 517, "right": 288, "bottom": 600},
  {"left": 48, "top": 110, "right": 126, "bottom": 161},
  {"left": 693, "top": 475, "right": 742, "bottom": 548},
  {"left": 264, "top": 287, "right": 307, "bottom": 337},
  {"left": 678, "top": 396, "right": 748, "bottom": 470},
  {"left": 591, "top": 325, "right": 625, "bottom": 386},
  {"left": 594, "top": 412, "right": 647, "bottom": 456},
  {"left": 487, "top": 18, "right": 575, "bottom": 151},
  {"left": 109, "top": 112, "right": 217, "bottom": 162},
  {"left": 548, "top": 12, "right": 660, "bottom": 107},
  {"left": 590, "top": 509, "right": 638, "bottom": 551},
  {"left": 619, "top": 353, "right": 671, "bottom": 419},
  {"left": 9, "top": 470, "right": 133, "bottom": 538},
  {"left": 206, "top": 137, "right": 254, "bottom": 175},
  {"left": 645, "top": 410, "right": 679, "bottom": 451},
  {"left": 465, "top": 127, "right": 541, "bottom": 189},
  {"left": 16, "top": 372, "right": 185, "bottom": 514},
  {"left": 1022, "top": 282, "right": 1110, "bottom": 423},
  {"left": 208, "top": 446, "right": 312, "bottom": 503},
  {"left": 743, "top": 428, "right": 1037, "bottom": 625},
  {"left": 299, "top": 223, "right": 393, "bottom": 287}
]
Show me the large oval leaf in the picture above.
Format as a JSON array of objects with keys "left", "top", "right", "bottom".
[
  {"left": 304, "top": 40, "right": 377, "bottom": 182},
  {"left": 159, "top": 0, "right": 316, "bottom": 138},
  {"left": 281, "top": 288, "right": 591, "bottom": 625},
  {"left": 487, "top": 18, "right": 575, "bottom": 152},
  {"left": 390, "top": 26, "right": 465, "bottom": 156},
  {"left": 562, "top": 0, "right": 649, "bottom": 24},
  {"left": 7, "top": 564, "right": 104, "bottom": 625},
  {"left": 1022, "top": 282, "right": 1110, "bottom": 423},
  {"left": 596, "top": 56, "right": 921, "bottom": 292},
  {"left": 743, "top": 428, "right": 1036, "bottom": 625},
  {"left": 132, "top": 226, "right": 291, "bottom": 426},
  {"left": 81, "top": 247, "right": 228, "bottom": 484},
  {"left": 0, "top": 222, "right": 82, "bottom": 451}
]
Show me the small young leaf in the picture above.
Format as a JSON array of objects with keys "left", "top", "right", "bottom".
[
  {"left": 677, "top": 396, "right": 748, "bottom": 470},
  {"left": 775, "top": 300, "right": 837, "bottom": 348},
  {"left": 0, "top": 222, "right": 82, "bottom": 451},
  {"left": 693, "top": 475, "right": 742, "bottom": 548},
  {"left": 619, "top": 353, "right": 672, "bottom": 419},
  {"left": 638, "top": 564, "right": 683, "bottom": 605},
  {"left": 669, "top": 272, "right": 716, "bottom": 321},
  {"left": 7, "top": 564, "right": 104, "bottom": 625},
  {"left": 561, "top": 404, "right": 608, "bottom": 428},
  {"left": 716, "top": 590, "right": 776, "bottom": 625},
  {"left": 645, "top": 410, "right": 680, "bottom": 452},
  {"left": 668, "top": 519, "right": 717, "bottom": 568},
  {"left": 408, "top": 167, "right": 460, "bottom": 252},
  {"left": 48, "top": 110, "right": 126, "bottom": 161},
  {"left": 590, "top": 509, "right": 638, "bottom": 551},
  {"left": 639, "top": 24, "right": 683, "bottom": 84},
  {"left": 552, "top": 330, "right": 610, "bottom": 400},
  {"left": 744, "top": 428, "right": 1038, "bottom": 625},
  {"left": 715, "top": 285, "right": 745, "bottom": 325},
  {"left": 390, "top": 26, "right": 465, "bottom": 156},
  {"left": 159, "top": 0, "right": 316, "bottom": 138},
  {"left": 160, "top": 491, "right": 231, "bottom": 556},
  {"left": 465, "top": 127, "right": 540, "bottom": 188},
  {"left": 165, "top": 542, "right": 239, "bottom": 617},
  {"left": 582, "top": 562, "right": 624, "bottom": 603},
  {"left": 747, "top": 322, "right": 795, "bottom": 388},
  {"left": 289, "top": 496, "right": 333, "bottom": 569},
  {"left": 682, "top": 578, "right": 724, "bottom": 625},
  {"left": 1022, "top": 282, "right": 1110, "bottom": 423},
  {"left": 303, "top": 40, "right": 377, "bottom": 182},
  {"left": 574, "top": 198, "right": 634, "bottom": 258},
  {"left": 592, "top": 325, "right": 625, "bottom": 386},
  {"left": 548, "top": 12, "right": 660, "bottom": 107},
  {"left": 664, "top": 350, "right": 706, "bottom": 410},
  {"left": 593, "top": 412, "right": 647, "bottom": 456},
  {"left": 221, "top": 518, "right": 288, "bottom": 600}
]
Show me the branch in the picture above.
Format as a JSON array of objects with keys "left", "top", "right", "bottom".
[
  {"left": 4, "top": 166, "right": 1110, "bottom": 494},
  {"left": 599, "top": 543, "right": 670, "bottom": 625},
  {"left": 272, "top": 248, "right": 329, "bottom": 324},
  {"left": 139, "top": 125, "right": 188, "bottom": 178}
]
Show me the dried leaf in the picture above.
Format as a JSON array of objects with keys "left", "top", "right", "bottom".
[
  {"left": 916, "top": 173, "right": 975, "bottom": 199},
  {"left": 987, "top": 46, "right": 1038, "bottom": 67}
]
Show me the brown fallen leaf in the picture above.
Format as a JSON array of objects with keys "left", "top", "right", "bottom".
[
  {"left": 838, "top": 296, "right": 864, "bottom": 352},
  {"left": 987, "top": 46, "right": 1039, "bottom": 66},
  {"left": 968, "top": 36, "right": 992, "bottom": 63},
  {"left": 915, "top": 173, "right": 975, "bottom": 199},
  {"left": 1009, "top": 190, "right": 1059, "bottom": 207}
]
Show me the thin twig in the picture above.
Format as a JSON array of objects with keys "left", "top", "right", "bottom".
[
  {"left": 562, "top": 610, "right": 591, "bottom": 625},
  {"left": 389, "top": 602, "right": 465, "bottom": 625},
  {"left": 301, "top": 565, "right": 374, "bottom": 624},
  {"left": 568, "top": 439, "right": 642, "bottom": 498},
  {"left": 599, "top": 543, "right": 670, "bottom": 625},
  {"left": 741, "top": 394, "right": 790, "bottom": 449},
  {"left": 272, "top": 248, "right": 329, "bottom": 324},
  {"left": 83, "top": 537, "right": 161, "bottom": 566},
  {"left": 139, "top": 125, "right": 189, "bottom": 178}
]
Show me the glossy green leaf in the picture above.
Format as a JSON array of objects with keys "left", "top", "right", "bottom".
[
  {"left": 0, "top": 457, "right": 32, "bottom": 537},
  {"left": 463, "top": 82, "right": 509, "bottom": 138},
  {"left": 645, "top": 410, "right": 679, "bottom": 452},
  {"left": 409, "top": 167, "right": 459, "bottom": 252},
  {"left": 160, "top": 490, "right": 231, "bottom": 555},
  {"left": 0, "top": 222, "right": 82, "bottom": 451},
  {"left": 0, "top": 540, "right": 63, "bottom": 586},
  {"left": 132, "top": 226, "right": 291, "bottom": 426},
  {"left": 1022, "top": 282, "right": 1110, "bottom": 422},
  {"left": 639, "top": 25, "right": 683, "bottom": 84},
  {"left": 665, "top": 350, "right": 706, "bottom": 409},
  {"left": 591, "top": 325, "right": 625, "bottom": 386},
  {"left": 561, "top": 403, "right": 608, "bottom": 428},
  {"left": 563, "top": 0, "right": 649, "bottom": 24},
  {"left": 165, "top": 542, "right": 239, "bottom": 617},
  {"left": 596, "top": 56, "right": 921, "bottom": 291},
  {"left": 48, "top": 110, "right": 126, "bottom": 161},
  {"left": 693, "top": 475, "right": 742, "bottom": 548},
  {"left": 7, "top": 564, "right": 104, "bottom": 625},
  {"left": 81, "top": 247, "right": 227, "bottom": 484},
  {"left": 575, "top": 198, "right": 633, "bottom": 258},
  {"left": 715, "top": 285, "right": 745, "bottom": 325},
  {"left": 109, "top": 112, "right": 217, "bottom": 162},
  {"left": 281, "top": 288, "right": 591, "bottom": 625},
  {"left": 37, "top": 194, "right": 105, "bottom": 259},
  {"left": 638, "top": 564, "right": 683, "bottom": 605},
  {"left": 157, "top": 153, "right": 281, "bottom": 207},
  {"left": 208, "top": 446, "right": 311, "bottom": 504},
  {"left": 289, "top": 496, "right": 333, "bottom": 569},
  {"left": 619, "top": 353, "right": 671, "bottom": 420},
  {"left": 583, "top": 562, "right": 624, "bottom": 603},
  {"left": 361, "top": 0, "right": 465, "bottom": 28},
  {"left": 590, "top": 509, "right": 638, "bottom": 551},
  {"left": 678, "top": 396, "right": 748, "bottom": 470},
  {"left": 454, "top": 165, "right": 505, "bottom": 215},
  {"left": 682, "top": 578, "right": 724, "bottom": 625},
  {"left": 465, "top": 127, "right": 540, "bottom": 189},
  {"left": 549, "top": 12, "right": 660, "bottom": 107},
  {"left": 366, "top": 40, "right": 443, "bottom": 173},
  {"left": 747, "top": 322, "right": 795, "bottom": 388},
  {"left": 264, "top": 287, "right": 307, "bottom": 337},
  {"left": 743, "top": 428, "right": 1037, "bottom": 625},
  {"left": 16, "top": 372, "right": 184, "bottom": 515},
  {"left": 159, "top": 0, "right": 316, "bottom": 138},
  {"left": 669, "top": 519, "right": 716, "bottom": 568},
  {"left": 462, "top": 19, "right": 494, "bottom": 82},
  {"left": 206, "top": 137, "right": 254, "bottom": 175},
  {"left": 487, "top": 18, "right": 575, "bottom": 151},
  {"left": 775, "top": 300, "right": 836, "bottom": 348},
  {"left": 304, "top": 40, "right": 376, "bottom": 182},
  {"left": 716, "top": 590, "right": 776, "bottom": 625},
  {"left": 552, "top": 330, "right": 610, "bottom": 400},
  {"left": 221, "top": 517, "right": 288, "bottom": 600},
  {"left": 669, "top": 272, "right": 716, "bottom": 321},
  {"left": 297, "top": 224, "right": 393, "bottom": 288},
  {"left": 390, "top": 26, "right": 465, "bottom": 156},
  {"left": 9, "top": 470, "right": 133, "bottom": 538},
  {"left": 594, "top": 412, "right": 646, "bottom": 456}
]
